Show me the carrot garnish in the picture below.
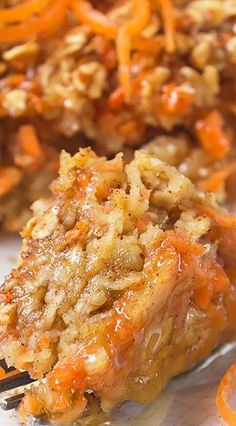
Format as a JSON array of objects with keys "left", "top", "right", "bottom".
[
  {"left": 0, "top": 292, "right": 15, "bottom": 303},
  {"left": 161, "top": 230, "right": 205, "bottom": 257},
  {"left": 155, "top": 0, "right": 176, "bottom": 53},
  {"left": 217, "top": 363, "right": 236, "bottom": 426},
  {"left": 18, "top": 125, "right": 43, "bottom": 160},
  {"left": 161, "top": 84, "right": 195, "bottom": 116},
  {"left": 0, "top": 0, "right": 49, "bottom": 23},
  {"left": 0, "top": 1, "right": 67, "bottom": 43},
  {"left": 0, "top": 166, "right": 22, "bottom": 197},
  {"left": 116, "top": 27, "right": 132, "bottom": 99},
  {"left": 117, "top": 0, "right": 151, "bottom": 100},
  {"left": 108, "top": 86, "right": 124, "bottom": 110},
  {"left": 195, "top": 111, "right": 231, "bottom": 160},
  {"left": 199, "top": 162, "right": 236, "bottom": 193},
  {"left": 6, "top": 74, "right": 25, "bottom": 88},
  {"left": 194, "top": 258, "right": 230, "bottom": 310},
  {"left": 197, "top": 204, "right": 236, "bottom": 228},
  {"left": 132, "top": 34, "right": 164, "bottom": 55},
  {"left": 70, "top": 0, "right": 117, "bottom": 39},
  {"left": 71, "top": 1, "right": 162, "bottom": 98}
]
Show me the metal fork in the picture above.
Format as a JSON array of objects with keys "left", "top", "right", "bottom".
[{"left": 0, "top": 359, "right": 35, "bottom": 410}]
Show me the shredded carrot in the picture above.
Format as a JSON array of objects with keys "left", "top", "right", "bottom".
[
  {"left": 132, "top": 34, "right": 164, "bottom": 55},
  {"left": 197, "top": 204, "right": 236, "bottom": 228},
  {"left": 217, "top": 363, "right": 236, "bottom": 426},
  {"left": 18, "top": 125, "right": 43, "bottom": 159},
  {"left": 0, "top": 0, "right": 176, "bottom": 107},
  {"left": 155, "top": 0, "right": 176, "bottom": 53},
  {"left": 0, "top": 167, "right": 22, "bottom": 197},
  {"left": 116, "top": 27, "right": 132, "bottom": 99},
  {"left": 6, "top": 74, "right": 25, "bottom": 88},
  {"left": 70, "top": 0, "right": 117, "bottom": 39},
  {"left": 108, "top": 86, "right": 124, "bottom": 110},
  {"left": 161, "top": 230, "right": 205, "bottom": 257},
  {"left": 199, "top": 162, "right": 236, "bottom": 193},
  {"left": 71, "top": 1, "right": 163, "bottom": 99},
  {"left": 0, "top": 292, "right": 14, "bottom": 303},
  {"left": 0, "top": 1, "right": 67, "bottom": 43},
  {"left": 195, "top": 110, "right": 231, "bottom": 160},
  {"left": 0, "top": 0, "right": 166, "bottom": 102},
  {"left": 117, "top": 0, "right": 151, "bottom": 100},
  {"left": 161, "top": 84, "right": 195, "bottom": 116},
  {"left": 194, "top": 258, "right": 230, "bottom": 309},
  {"left": 0, "top": 0, "right": 49, "bottom": 23}
]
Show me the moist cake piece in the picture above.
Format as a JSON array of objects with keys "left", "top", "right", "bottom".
[{"left": 1, "top": 147, "right": 236, "bottom": 424}]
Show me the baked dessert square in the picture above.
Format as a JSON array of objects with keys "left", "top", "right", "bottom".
[{"left": 1, "top": 147, "right": 236, "bottom": 424}]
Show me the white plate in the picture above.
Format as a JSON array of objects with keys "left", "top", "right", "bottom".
[{"left": 0, "top": 233, "right": 232, "bottom": 425}]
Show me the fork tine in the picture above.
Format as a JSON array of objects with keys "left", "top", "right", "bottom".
[
  {"left": 0, "top": 359, "right": 16, "bottom": 373},
  {"left": 0, "top": 371, "right": 35, "bottom": 393},
  {"left": 0, "top": 393, "right": 24, "bottom": 410}
]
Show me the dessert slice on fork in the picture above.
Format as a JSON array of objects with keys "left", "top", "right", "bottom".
[{"left": 1, "top": 147, "right": 236, "bottom": 424}]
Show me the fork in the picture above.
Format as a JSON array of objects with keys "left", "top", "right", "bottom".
[{"left": 0, "top": 359, "right": 35, "bottom": 410}]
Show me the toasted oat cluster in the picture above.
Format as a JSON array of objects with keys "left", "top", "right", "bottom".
[
  {"left": 1, "top": 0, "right": 236, "bottom": 230},
  {"left": 1, "top": 147, "right": 236, "bottom": 424}
]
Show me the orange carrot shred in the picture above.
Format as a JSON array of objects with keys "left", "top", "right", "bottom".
[
  {"left": 161, "top": 84, "right": 195, "bottom": 116},
  {"left": 117, "top": 0, "right": 151, "bottom": 100},
  {"left": 18, "top": 125, "right": 43, "bottom": 159},
  {"left": 217, "top": 363, "right": 236, "bottom": 426},
  {"left": 0, "top": 1, "right": 67, "bottom": 43},
  {"left": 0, "top": 167, "right": 22, "bottom": 197},
  {"left": 70, "top": 0, "right": 117, "bottom": 39},
  {"left": 6, "top": 74, "right": 25, "bottom": 88},
  {"left": 117, "top": 27, "right": 132, "bottom": 99},
  {"left": 108, "top": 86, "right": 124, "bottom": 110},
  {"left": 197, "top": 204, "right": 236, "bottom": 228},
  {"left": 0, "top": 292, "right": 14, "bottom": 303},
  {"left": 194, "top": 259, "right": 230, "bottom": 309},
  {"left": 155, "top": 0, "right": 176, "bottom": 53},
  {"left": 0, "top": 0, "right": 49, "bottom": 23},
  {"left": 199, "top": 162, "right": 236, "bottom": 193},
  {"left": 132, "top": 34, "right": 164, "bottom": 55},
  {"left": 195, "top": 110, "right": 231, "bottom": 160}
]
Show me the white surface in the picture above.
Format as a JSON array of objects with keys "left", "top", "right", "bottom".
[{"left": 0, "top": 234, "right": 233, "bottom": 425}]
